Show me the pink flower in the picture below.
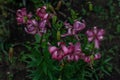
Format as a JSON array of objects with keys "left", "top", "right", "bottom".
[
  {"left": 36, "top": 6, "right": 49, "bottom": 20},
  {"left": 25, "top": 19, "right": 38, "bottom": 34},
  {"left": 61, "top": 20, "right": 85, "bottom": 39},
  {"left": 86, "top": 27, "right": 105, "bottom": 49},
  {"left": 38, "top": 20, "right": 47, "bottom": 36},
  {"left": 94, "top": 53, "right": 101, "bottom": 60},
  {"left": 73, "top": 20, "right": 86, "bottom": 33},
  {"left": 84, "top": 56, "right": 91, "bottom": 63},
  {"left": 66, "top": 42, "right": 83, "bottom": 61},
  {"left": 84, "top": 53, "right": 101, "bottom": 63},
  {"left": 16, "top": 8, "right": 32, "bottom": 24},
  {"left": 48, "top": 42, "right": 69, "bottom": 61}
]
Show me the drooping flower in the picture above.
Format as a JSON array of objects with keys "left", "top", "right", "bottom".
[
  {"left": 36, "top": 6, "right": 51, "bottom": 29},
  {"left": 61, "top": 20, "right": 85, "bottom": 40},
  {"left": 86, "top": 27, "right": 105, "bottom": 49},
  {"left": 16, "top": 8, "right": 32, "bottom": 24},
  {"left": 36, "top": 6, "right": 49, "bottom": 20},
  {"left": 48, "top": 42, "right": 69, "bottom": 61}
]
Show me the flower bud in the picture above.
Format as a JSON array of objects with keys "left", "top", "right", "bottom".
[{"left": 57, "top": 30, "right": 61, "bottom": 40}]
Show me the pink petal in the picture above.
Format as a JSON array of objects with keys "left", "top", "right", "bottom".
[
  {"left": 97, "top": 29, "right": 105, "bottom": 40},
  {"left": 43, "top": 13, "right": 49, "bottom": 19},
  {"left": 84, "top": 56, "right": 91, "bottom": 63},
  {"left": 86, "top": 30, "right": 94, "bottom": 37},
  {"left": 68, "top": 45, "right": 74, "bottom": 54},
  {"left": 48, "top": 46, "right": 57, "bottom": 54},
  {"left": 39, "top": 20, "right": 47, "bottom": 28},
  {"left": 74, "top": 55, "right": 79, "bottom": 61},
  {"left": 52, "top": 51, "right": 58, "bottom": 59},
  {"left": 88, "top": 37, "right": 94, "bottom": 42},
  {"left": 94, "top": 39, "right": 99, "bottom": 49},
  {"left": 93, "top": 26, "right": 98, "bottom": 34},
  {"left": 61, "top": 45, "right": 69, "bottom": 55},
  {"left": 73, "top": 20, "right": 85, "bottom": 31},
  {"left": 74, "top": 42, "right": 81, "bottom": 51},
  {"left": 64, "top": 22, "right": 72, "bottom": 29},
  {"left": 67, "top": 55, "right": 72, "bottom": 61},
  {"left": 97, "top": 29, "right": 105, "bottom": 36},
  {"left": 16, "top": 17, "right": 24, "bottom": 24},
  {"left": 27, "top": 12, "right": 33, "bottom": 18},
  {"left": 61, "top": 33, "right": 70, "bottom": 37},
  {"left": 94, "top": 53, "right": 101, "bottom": 60},
  {"left": 24, "top": 27, "right": 37, "bottom": 35},
  {"left": 21, "top": 8, "right": 27, "bottom": 16},
  {"left": 70, "top": 55, "right": 74, "bottom": 61}
]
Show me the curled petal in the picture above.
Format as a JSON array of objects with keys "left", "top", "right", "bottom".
[
  {"left": 86, "top": 30, "right": 94, "bottom": 42},
  {"left": 84, "top": 56, "right": 91, "bottom": 63},
  {"left": 73, "top": 20, "right": 85, "bottom": 32},
  {"left": 74, "top": 42, "right": 81, "bottom": 52},
  {"left": 52, "top": 51, "right": 58, "bottom": 60},
  {"left": 39, "top": 20, "right": 47, "bottom": 28},
  {"left": 64, "top": 22, "right": 72, "bottom": 29},
  {"left": 68, "top": 45, "right": 74, "bottom": 54},
  {"left": 27, "top": 12, "right": 33, "bottom": 18},
  {"left": 48, "top": 46, "right": 57, "bottom": 54},
  {"left": 16, "top": 17, "right": 24, "bottom": 24},
  {"left": 25, "top": 20, "right": 38, "bottom": 34},
  {"left": 16, "top": 8, "right": 27, "bottom": 17},
  {"left": 61, "top": 45, "right": 68, "bottom": 55},
  {"left": 61, "top": 33, "right": 70, "bottom": 37},
  {"left": 36, "top": 6, "right": 47, "bottom": 19},
  {"left": 24, "top": 27, "right": 37, "bottom": 35},
  {"left": 94, "top": 53, "right": 101, "bottom": 60}
]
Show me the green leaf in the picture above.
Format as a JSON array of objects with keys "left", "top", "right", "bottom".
[
  {"left": 101, "top": 66, "right": 111, "bottom": 76},
  {"left": 35, "top": 34, "right": 41, "bottom": 43},
  {"left": 52, "top": 16, "right": 57, "bottom": 25}
]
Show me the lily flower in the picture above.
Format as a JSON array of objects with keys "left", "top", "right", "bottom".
[
  {"left": 48, "top": 42, "right": 69, "bottom": 61},
  {"left": 25, "top": 19, "right": 38, "bottom": 35},
  {"left": 61, "top": 20, "right": 85, "bottom": 40},
  {"left": 36, "top": 6, "right": 49, "bottom": 20},
  {"left": 66, "top": 42, "right": 83, "bottom": 61},
  {"left": 84, "top": 53, "right": 101, "bottom": 63},
  {"left": 16, "top": 8, "right": 32, "bottom": 24},
  {"left": 86, "top": 27, "right": 105, "bottom": 49}
]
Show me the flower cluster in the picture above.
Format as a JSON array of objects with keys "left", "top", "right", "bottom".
[
  {"left": 49, "top": 41, "right": 102, "bottom": 63},
  {"left": 16, "top": 6, "right": 105, "bottom": 63},
  {"left": 16, "top": 6, "right": 50, "bottom": 36},
  {"left": 49, "top": 23, "right": 105, "bottom": 63}
]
